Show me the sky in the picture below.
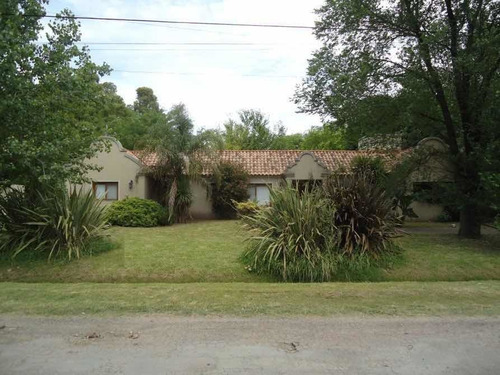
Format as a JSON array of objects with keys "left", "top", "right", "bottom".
[{"left": 46, "top": 0, "right": 325, "bottom": 134}]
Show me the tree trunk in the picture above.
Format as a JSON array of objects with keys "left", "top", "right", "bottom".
[
  {"left": 458, "top": 203, "right": 481, "bottom": 238},
  {"left": 168, "top": 178, "right": 178, "bottom": 220}
]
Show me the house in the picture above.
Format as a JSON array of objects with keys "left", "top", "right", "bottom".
[{"left": 81, "top": 136, "right": 452, "bottom": 221}]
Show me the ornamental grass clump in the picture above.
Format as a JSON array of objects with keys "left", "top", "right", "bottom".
[
  {"left": 0, "top": 187, "right": 109, "bottom": 260},
  {"left": 241, "top": 185, "right": 338, "bottom": 282},
  {"left": 323, "top": 172, "right": 402, "bottom": 257}
]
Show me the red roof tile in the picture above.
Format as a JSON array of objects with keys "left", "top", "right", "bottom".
[{"left": 128, "top": 149, "right": 405, "bottom": 176}]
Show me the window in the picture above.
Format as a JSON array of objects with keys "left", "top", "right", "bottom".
[
  {"left": 292, "top": 179, "right": 323, "bottom": 194},
  {"left": 247, "top": 184, "right": 270, "bottom": 205},
  {"left": 92, "top": 182, "right": 118, "bottom": 200}
]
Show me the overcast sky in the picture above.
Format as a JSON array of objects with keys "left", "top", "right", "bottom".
[{"left": 46, "top": 0, "right": 324, "bottom": 134}]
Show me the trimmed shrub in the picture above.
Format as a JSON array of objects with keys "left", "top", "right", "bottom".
[
  {"left": 234, "top": 200, "right": 261, "bottom": 217},
  {"left": 211, "top": 162, "right": 249, "bottom": 219},
  {"left": 106, "top": 197, "right": 167, "bottom": 227},
  {"left": 323, "top": 173, "right": 401, "bottom": 256},
  {"left": 0, "top": 187, "right": 108, "bottom": 260}
]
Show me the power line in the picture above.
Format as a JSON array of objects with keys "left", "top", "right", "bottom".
[
  {"left": 79, "top": 42, "right": 268, "bottom": 46},
  {"left": 10, "top": 14, "right": 314, "bottom": 29},
  {"left": 90, "top": 48, "right": 272, "bottom": 51},
  {"left": 112, "top": 69, "right": 299, "bottom": 78}
]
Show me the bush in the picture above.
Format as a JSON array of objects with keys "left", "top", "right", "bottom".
[
  {"left": 241, "top": 186, "right": 338, "bottom": 282},
  {"left": 323, "top": 173, "right": 401, "bottom": 256},
  {"left": 211, "top": 162, "right": 249, "bottom": 219},
  {"left": 0, "top": 187, "right": 108, "bottom": 260},
  {"left": 234, "top": 200, "right": 261, "bottom": 217},
  {"left": 106, "top": 197, "right": 167, "bottom": 227}
]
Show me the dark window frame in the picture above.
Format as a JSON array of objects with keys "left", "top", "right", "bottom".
[{"left": 92, "top": 181, "right": 118, "bottom": 201}]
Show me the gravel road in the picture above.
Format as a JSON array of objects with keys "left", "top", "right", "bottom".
[{"left": 0, "top": 315, "right": 499, "bottom": 374}]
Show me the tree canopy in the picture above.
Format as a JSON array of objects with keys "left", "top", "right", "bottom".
[
  {"left": 295, "top": 0, "right": 500, "bottom": 237},
  {"left": 223, "top": 109, "right": 286, "bottom": 150},
  {"left": 0, "top": 1, "right": 110, "bottom": 190}
]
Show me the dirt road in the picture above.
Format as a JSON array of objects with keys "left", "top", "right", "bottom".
[{"left": 0, "top": 315, "right": 498, "bottom": 374}]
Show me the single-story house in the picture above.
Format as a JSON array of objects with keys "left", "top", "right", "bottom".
[{"left": 81, "top": 136, "right": 452, "bottom": 221}]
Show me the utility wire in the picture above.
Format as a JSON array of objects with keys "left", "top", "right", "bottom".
[
  {"left": 112, "top": 69, "right": 299, "bottom": 78},
  {"left": 8, "top": 14, "right": 314, "bottom": 29}
]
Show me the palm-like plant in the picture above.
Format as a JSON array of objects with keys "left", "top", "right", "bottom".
[{"left": 144, "top": 104, "right": 212, "bottom": 222}]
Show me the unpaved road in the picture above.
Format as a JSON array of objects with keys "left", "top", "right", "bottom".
[{"left": 0, "top": 315, "right": 499, "bottom": 374}]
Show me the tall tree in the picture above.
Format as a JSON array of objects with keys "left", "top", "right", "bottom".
[
  {"left": 107, "top": 86, "right": 166, "bottom": 149},
  {"left": 302, "top": 125, "right": 347, "bottom": 150},
  {"left": 295, "top": 0, "right": 500, "bottom": 238},
  {"left": 0, "top": 1, "right": 110, "bottom": 191},
  {"left": 223, "top": 109, "right": 285, "bottom": 150},
  {"left": 133, "top": 87, "right": 161, "bottom": 114},
  {"left": 144, "top": 104, "right": 208, "bottom": 222}
]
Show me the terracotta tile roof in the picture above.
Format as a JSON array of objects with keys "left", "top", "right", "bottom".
[{"left": 128, "top": 149, "right": 406, "bottom": 176}]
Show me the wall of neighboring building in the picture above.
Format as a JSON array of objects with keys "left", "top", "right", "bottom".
[{"left": 81, "top": 137, "right": 148, "bottom": 203}]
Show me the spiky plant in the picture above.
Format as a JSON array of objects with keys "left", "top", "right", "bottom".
[
  {"left": 0, "top": 187, "right": 108, "bottom": 260},
  {"left": 241, "top": 185, "right": 338, "bottom": 282},
  {"left": 323, "top": 173, "right": 401, "bottom": 256}
]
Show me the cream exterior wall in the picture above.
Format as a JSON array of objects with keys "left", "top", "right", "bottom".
[
  {"left": 407, "top": 138, "right": 455, "bottom": 221},
  {"left": 80, "top": 138, "right": 148, "bottom": 204},
  {"left": 190, "top": 180, "right": 214, "bottom": 219},
  {"left": 85, "top": 137, "right": 455, "bottom": 222},
  {"left": 285, "top": 153, "right": 329, "bottom": 181}
]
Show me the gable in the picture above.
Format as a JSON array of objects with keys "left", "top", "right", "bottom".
[{"left": 284, "top": 152, "right": 329, "bottom": 180}]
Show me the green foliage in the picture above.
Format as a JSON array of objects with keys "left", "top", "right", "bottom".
[
  {"left": 212, "top": 162, "right": 249, "bottom": 219},
  {"left": 241, "top": 176, "right": 402, "bottom": 282},
  {"left": 234, "top": 200, "right": 261, "bottom": 217},
  {"left": 105, "top": 86, "right": 166, "bottom": 150},
  {"left": 241, "top": 186, "right": 337, "bottom": 282},
  {"left": 301, "top": 125, "right": 347, "bottom": 150},
  {"left": 133, "top": 87, "right": 161, "bottom": 114},
  {"left": 350, "top": 156, "right": 387, "bottom": 184},
  {"left": 0, "top": 3, "right": 110, "bottom": 189},
  {"left": 295, "top": 0, "right": 500, "bottom": 237},
  {"left": 144, "top": 103, "right": 209, "bottom": 223},
  {"left": 323, "top": 173, "right": 401, "bottom": 256},
  {"left": 223, "top": 109, "right": 285, "bottom": 150},
  {"left": 270, "top": 133, "right": 305, "bottom": 150},
  {"left": 106, "top": 198, "right": 167, "bottom": 227},
  {"left": 174, "top": 177, "right": 193, "bottom": 223},
  {"left": 0, "top": 187, "right": 108, "bottom": 260}
]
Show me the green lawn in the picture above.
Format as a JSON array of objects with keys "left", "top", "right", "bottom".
[
  {"left": 1, "top": 281, "right": 499, "bottom": 316},
  {"left": 0, "top": 221, "right": 499, "bottom": 283}
]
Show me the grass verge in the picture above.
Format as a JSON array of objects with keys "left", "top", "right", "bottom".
[
  {"left": 1, "top": 281, "right": 499, "bottom": 316},
  {"left": 0, "top": 221, "right": 498, "bottom": 283}
]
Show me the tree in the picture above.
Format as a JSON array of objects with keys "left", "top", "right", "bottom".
[
  {"left": 295, "top": 0, "right": 500, "bottom": 238},
  {"left": 144, "top": 104, "right": 209, "bottom": 222},
  {"left": 106, "top": 86, "right": 166, "bottom": 150},
  {"left": 133, "top": 87, "right": 161, "bottom": 114},
  {"left": 302, "top": 125, "right": 347, "bottom": 149},
  {"left": 271, "top": 133, "right": 305, "bottom": 150},
  {"left": 211, "top": 162, "right": 249, "bottom": 218},
  {"left": 223, "top": 109, "right": 285, "bottom": 150},
  {"left": 0, "top": 2, "right": 110, "bottom": 191}
]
